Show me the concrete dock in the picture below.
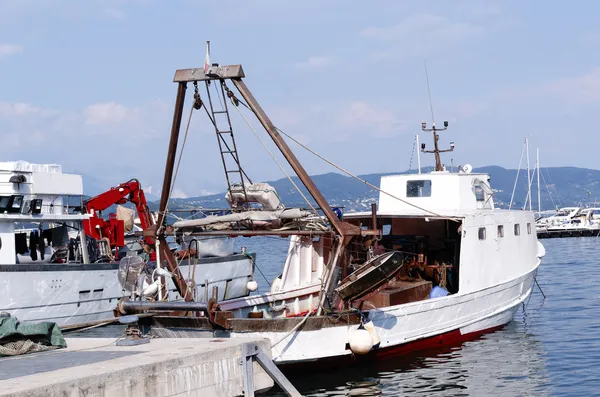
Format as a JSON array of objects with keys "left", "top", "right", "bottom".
[{"left": 0, "top": 337, "right": 274, "bottom": 397}]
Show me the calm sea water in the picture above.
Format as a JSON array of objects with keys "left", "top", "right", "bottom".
[{"left": 237, "top": 237, "right": 600, "bottom": 397}]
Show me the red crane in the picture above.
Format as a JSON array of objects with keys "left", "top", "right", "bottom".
[{"left": 82, "top": 179, "right": 154, "bottom": 259}]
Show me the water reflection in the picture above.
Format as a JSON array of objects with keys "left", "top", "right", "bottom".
[{"left": 264, "top": 307, "right": 549, "bottom": 396}]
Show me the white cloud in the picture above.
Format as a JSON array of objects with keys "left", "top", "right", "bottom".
[
  {"left": 544, "top": 67, "right": 600, "bottom": 105},
  {"left": 294, "top": 56, "right": 333, "bottom": 70},
  {"left": 102, "top": 7, "right": 126, "bottom": 19},
  {"left": 360, "top": 14, "right": 480, "bottom": 42},
  {"left": 84, "top": 101, "right": 134, "bottom": 125},
  {"left": 453, "top": 101, "right": 489, "bottom": 119},
  {"left": 0, "top": 44, "right": 23, "bottom": 58},
  {"left": 170, "top": 188, "right": 189, "bottom": 199},
  {"left": 336, "top": 101, "right": 405, "bottom": 138},
  {"left": 0, "top": 102, "right": 54, "bottom": 117}
]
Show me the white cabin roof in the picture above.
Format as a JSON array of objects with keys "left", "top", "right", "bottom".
[
  {"left": 0, "top": 161, "right": 83, "bottom": 196},
  {"left": 350, "top": 171, "right": 496, "bottom": 218}
]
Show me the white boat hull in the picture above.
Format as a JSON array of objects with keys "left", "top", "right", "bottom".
[
  {"left": 228, "top": 268, "right": 536, "bottom": 365},
  {"left": 0, "top": 254, "right": 254, "bottom": 327}
]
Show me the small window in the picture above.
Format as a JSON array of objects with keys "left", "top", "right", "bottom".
[
  {"left": 478, "top": 227, "right": 486, "bottom": 240},
  {"left": 527, "top": 223, "right": 532, "bottom": 234},
  {"left": 514, "top": 224, "right": 520, "bottom": 236},
  {"left": 497, "top": 225, "right": 504, "bottom": 238},
  {"left": 382, "top": 224, "right": 391, "bottom": 236},
  {"left": 474, "top": 185, "right": 485, "bottom": 202},
  {"left": 407, "top": 180, "right": 432, "bottom": 197}
]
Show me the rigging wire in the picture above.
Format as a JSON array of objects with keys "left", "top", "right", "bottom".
[
  {"left": 539, "top": 169, "right": 557, "bottom": 209},
  {"left": 228, "top": 98, "right": 322, "bottom": 218},
  {"left": 160, "top": 105, "right": 195, "bottom": 224},
  {"left": 543, "top": 168, "right": 563, "bottom": 208},
  {"left": 522, "top": 160, "right": 538, "bottom": 211},
  {"left": 233, "top": 95, "right": 455, "bottom": 219},
  {"left": 424, "top": 59, "right": 436, "bottom": 125},
  {"left": 407, "top": 133, "right": 417, "bottom": 172},
  {"left": 509, "top": 141, "right": 526, "bottom": 210},
  {"left": 271, "top": 125, "right": 457, "bottom": 221}
]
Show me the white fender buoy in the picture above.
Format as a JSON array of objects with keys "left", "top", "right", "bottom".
[
  {"left": 270, "top": 276, "right": 282, "bottom": 293},
  {"left": 362, "top": 318, "right": 380, "bottom": 349},
  {"left": 246, "top": 279, "right": 258, "bottom": 292},
  {"left": 142, "top": 280, "right": 159, "bottom": 297},
  {"left": 537, "top": 241, "right": 546, "bottom": 259},
  {"left": 349, "top": 325, "right": 373, "bottom": 355}
]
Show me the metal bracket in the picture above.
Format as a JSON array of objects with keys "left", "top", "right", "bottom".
[{"left": 241, "top": 343, "right": 301, "bottom": 397}]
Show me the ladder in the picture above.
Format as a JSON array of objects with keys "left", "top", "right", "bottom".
[{"left": 204, "top": 80, "right": 251, "bottom": 211}]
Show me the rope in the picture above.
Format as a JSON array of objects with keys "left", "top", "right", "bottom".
[
  {"left": 271, "top": 309, "right": 312, "bottom": 348},
  {"left": 160, "top": 105, "right": 195, "bottom": 225},
  {"left": 271, "top": 125, "right": 457, "bottom": 221},
  {"left": 244, "top": 252, "right": 271, "bottom": 287},
  {"left": 236, "top": 95, "right": 455, "bottom": 220},
  {"left": 229, "top": 99, "right": 321, "bottom": 218}
]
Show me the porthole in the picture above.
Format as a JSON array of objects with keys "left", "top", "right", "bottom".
[{"left": 478, "top": 227, "right": 486, "bottom": 240}]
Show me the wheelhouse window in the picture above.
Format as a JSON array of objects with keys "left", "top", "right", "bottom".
[
  {"left": 527, "top": 223, "right": 532, "bottom": 234},
  {"left": 514, "top": 224, "right": 520, "bottom": 236},
  {"left": 407, "top": 180, "right": 432, "bottom": 197},
  {"left": 474, "top": 185, "right": 485, "bottom": 202},
  {"left": 478, "top": 227, "right": 486, "bottom": 240},
  {"left": 497, "top": 225, "right": 504, "bottom": 238}
]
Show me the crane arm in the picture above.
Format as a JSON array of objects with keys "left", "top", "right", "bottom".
[{"left": 83, "top": 179, "right": 156, "bottom": 257}]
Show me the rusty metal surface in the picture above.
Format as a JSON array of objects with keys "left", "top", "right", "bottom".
[
  {"left": 159, "top": 236, "right": 194, "bottom": 301},
  {"left": 365, "top": 279, "right": 432, "bottom": 308},
  {"left": 150, "top": 314, "right": 361, "bottom": 333},
  {"left": 157, "top": 82, "right": 187, "bottom": 229},
  {"left": 120, "top": 300, "right": 209, "bottom": 313},
  {"left": 173, "top": 65, "right": 245, "bottom": 82}
]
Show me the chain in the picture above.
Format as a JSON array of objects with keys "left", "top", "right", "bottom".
[{"left": 193, "top": 81, "right": 203, "bottom": 110}]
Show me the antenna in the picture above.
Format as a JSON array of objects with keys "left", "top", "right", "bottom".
[
  {"left": 420, "top": 62, "right": 453, "bottom": 172},
  {"left": 424, "top": 60, "right": 436, "bottom": 125}
]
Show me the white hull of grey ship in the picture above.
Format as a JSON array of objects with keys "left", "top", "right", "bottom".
[
  {"left": 0, "top": 257, "right": 253, "bottom": 327},
  {"left": 0, "top": 162, "right": 254, "bottom": 327}
]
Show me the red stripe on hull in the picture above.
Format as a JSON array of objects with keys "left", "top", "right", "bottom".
[{"left": 279, "top": 323, "right": 506, "bottom": 372}]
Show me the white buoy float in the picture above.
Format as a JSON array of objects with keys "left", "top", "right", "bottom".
[
  {"left": 362, "top": 318, "right": 381, "bottom": 349},
  {"left": 246, "top": 279, "right": 258, "bottom": 292},
  {"left": 348, "top": 325, "right": 373, "bottom": 355}
]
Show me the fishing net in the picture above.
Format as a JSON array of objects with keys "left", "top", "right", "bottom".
[{"left": 0, "top": 339, "right": 52, "bottom": 356}]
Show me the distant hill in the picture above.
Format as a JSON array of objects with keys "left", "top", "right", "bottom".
[{"left": 162, "top": 166, "right": 600, "bottom": 213}]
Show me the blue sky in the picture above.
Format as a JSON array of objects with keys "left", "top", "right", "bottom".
[{"left": 1, "top": 1, "right": 599, "bottom": 197}]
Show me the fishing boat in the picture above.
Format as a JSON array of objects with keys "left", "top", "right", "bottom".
[
  {"left": 116, "top": 54, "right": 545, "bottom": 368},
  {"left": 0, "top": 161, "right": 255, "bottom": 327}
]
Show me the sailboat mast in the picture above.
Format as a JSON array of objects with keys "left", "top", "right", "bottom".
[
  {"left": 537, "top": 147, "right": 541, "bottom": 212},
  {"left": 526, "top": 138, "right": 532, "bottom": 211}
]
